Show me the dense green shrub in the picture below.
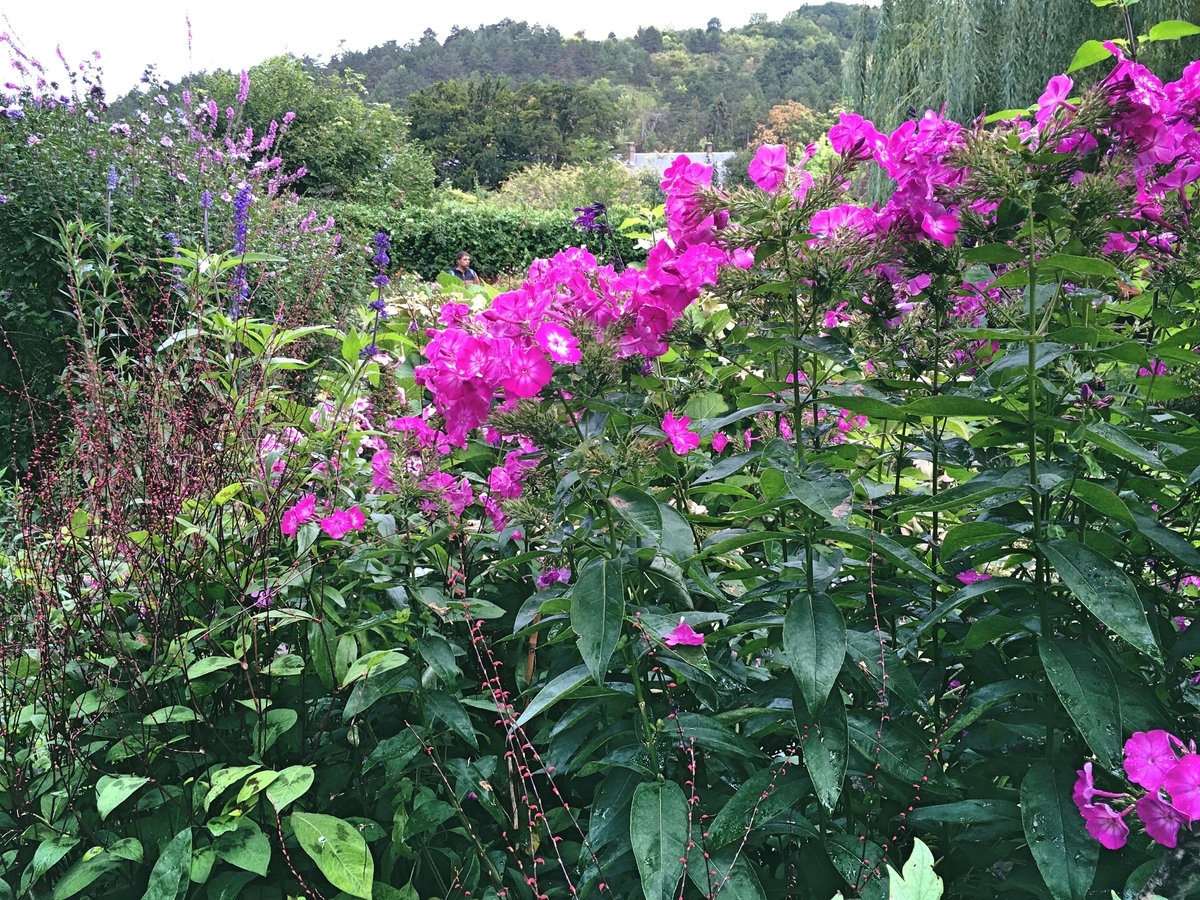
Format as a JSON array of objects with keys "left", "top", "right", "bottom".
[
  {"left": 335, "top": 200, "right": 644, "bottom": 279},
  {"left": 494, "top": 160, "right": 655, "bottom": 210}
]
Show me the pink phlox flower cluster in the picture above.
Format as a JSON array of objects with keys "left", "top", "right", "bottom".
[
  {"left": 823, "top": 302, "right": 851, "bottom": 330},
  {"left": 370, "top": 448, "right": 394, "bottom": 492},
  {"left": 1139, "top": 359, "right": 1169, "bottom": 377},
  {"left": 488, "top": 447, "right": 540, "bottom": 500},
  {"left": 421, "top": 471, "right": 475, "bottom": 517},
  {"left": 748, "top": 144, "right": 788, "bottom": 193},
  {"left": 536, "top": 567, "right": 571, "bottom": 589},
  {"left": 662, "top": 411, "right": 700, "bottom": 455},
  {"left": 320, "top": 505, "right": 365, "bottom": 540},
  {"left": 1075, "top": 731, "right": 1200, "bottom": 851},
  {"left": 280, "top": 493, "right": 317, "bottom": 537},
  {"left": 955, "top": 569, "right": 991, "bottom": 585}
]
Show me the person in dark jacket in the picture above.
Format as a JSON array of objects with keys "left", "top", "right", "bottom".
[{"left": 448, "top": 251, "right": 481, "bottom": 284}]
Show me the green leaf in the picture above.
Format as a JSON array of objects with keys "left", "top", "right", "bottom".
[
  {"left": 212, "top": 819, "right": 271, "bottom": 877},
  {"left": 292, "top": 813, "right": 375, "bottom": 899},
  {"left": 1038, "top": 638, "right": 1122, "bottom": 770},
  {"left": 1021, "top": 762, "right": 1098, "bottom": 900},
  {"left": 847, "top": 714, "right": 948, "bottom": 793},
  {"left": 236, "top": 769, "right": 280, "bottom": 804},
  {"left": 1132, "top": 512, "right": 1200, "bottom": 570},
  {"left": 693, "top": 450, "right": 759, "bottom": 486},
  {"left": 784, "top": 592, "right": 845, "bottom": 716},
  {"left": 52, "top": 850, "right": 125, "bottom": 900},
  {"left": 821, "top": 525, "right": 941, "bottom": 585},
  {"left": 266, "top": 654, "right": 305, "bottom": 677},
  {"left": 253, "top": 709, "right": 298, "bottom": 755},
  {"left": 423, "top": 690, "right": 478, "bottom": 749},
  {"left": 687, "top": 843, "right": 767, "bottom": 900},
  {"left": 186, "top": 656, "right": 240, "bottom": 678},
  {"left": 657, "top": 502, "right": 696, "bottom": 562},
  {"left": 845, "top": 631, "right": 934, "bottom": 717},
  {"left": 96, "top": 775, "right": 149, "bottom": 821},
  {"left": 142, "top": 828, "right": 193, "bottom": 900},
  {"left": 825, "top": 834, "right": 889, "bottom": 900},
  {"left": 206, "top": 871, "right": 257, "bottom": 900},
  {"left": 630, "top": 781, "right": 688, "bottom": 900},
  {"left": 941, "top": 522, "right": 1018, "bottom": 558},
  {"left": 906, "top": 800, "right": 1022, "bottom": 828},
  {"left": 1068, "top": 41, "right": 1114, "bottom": 73},
  {"left": 706, "top": 765, "right": 813, "bottom": 849},
  {"left": 204, "top": 765, "right": 261, "bottom": 812},
  {"left": 963, "top": 243, "right": 1024, "bottom": 264},
  {"left": 900, "top": 395, "right": 1024, "bottom": 423},
  {"left": 514, "top": 663, "right": 593, "bottom": 729},
  {"left": 783, "top": 470, "right": 853, "bottom": 525},
  {"left": 23, "top": 835, "right": 80, "bottom": 893},
  {"left": 1039, "top": 254, "right": 1117, "bottom": 279},
  {"left": 609, "top": 487, "right": 662, "bottom": 541},
  {"left": 1041, "top": 539, "right": 1161, "bottom": 663},
  {"left": 945, "top": 680, "right": 1033, "bottom": 735},
  {"left": 1147, "top": 19, "right": 1200, "bottom": 40},
  {"left": 795, "top": 685, "right": 848, "bottom": 812},
  {"left": 676, "top": 712, "right": 765, "bottom": 760},
  {"left": 142, "top": 705, "right": 200, "bottom": 725},
  {"left": 1083, "top": 422, "right": 1166, "bottom": 471},
  {"left": 1070, "top": 481, "right": 1135, "bottom": 528},
  {"left": 571, "top": 558, "right": 625, "bottom": 684},
  {"left": 887, "top": 838, "right": 942, "bottom": 900},
  {"left": 265, "top": 765, "right": 315, "bottom": 812}
]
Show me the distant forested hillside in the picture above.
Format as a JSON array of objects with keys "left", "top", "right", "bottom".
[{"left": 332, "top": 3, "right": 876, "bottom": 153}]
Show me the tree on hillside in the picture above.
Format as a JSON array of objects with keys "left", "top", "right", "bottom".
[
  {"left": 846, "top": 0, "right": 1200, "bottom": 132},
  {"left": 406, "top": 78, "right": 620, "bottom": 188}
]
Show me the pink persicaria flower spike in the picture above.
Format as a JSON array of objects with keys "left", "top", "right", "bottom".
[
  {"left": 1136, "top": 793, "right": 1189, "bottom": 848},
  {"left": 535, "top": 321, "right": 582, "bottom": 364},
  {"left": 280, "top": 493, "right": 316, "bottom": 536},
  {"left": 662, "top": 411, "right": 700, "bottom": 455},
  {"left": 664, "top": 618, "right": 705, "bottom": 647},
  {"left": 748, "top": 144, "right": 788, "bottom": 193},
  {"left": 1162, "top": 753, "right": 1200, "bottom": 820},
  {"left": 1124, "top": 730, "right": 1180, "bottom": 791},
  {"left": 1080, "top": 802, "right": 1132, "bottom": 850}
]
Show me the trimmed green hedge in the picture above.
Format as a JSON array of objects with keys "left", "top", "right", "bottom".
[{"left": 333, "top": 202, "right": 645, "bottom": 280}]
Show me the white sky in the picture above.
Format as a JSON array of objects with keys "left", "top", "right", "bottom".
[{"left": 1, "top": 0, "right": 867, "bottom": 99}]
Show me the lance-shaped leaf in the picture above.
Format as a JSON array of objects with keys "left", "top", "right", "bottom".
[
  {"left": 1040, "top": 539, "right": 1161, "bottom": 663},
  {"left": 1038, "top": 638, "right": 1121, "bottom": 771},
  {"left": 1021, "top": 762, "right": 1097, "bottom": 900},
  {"left": 784, "top": 592, "right": 845, "bottom": 717},
  {"left": 571, "top": 558, "right": 625, "bottom": 684},
  {"left": 795, "top": 684, "right": 848, "bottom": 812},
  {"left": 630, "top": 781, "right": 688, "bottom": 900},
  {"left": 783, "top": 470, "right": 853, "bottom": 525}
]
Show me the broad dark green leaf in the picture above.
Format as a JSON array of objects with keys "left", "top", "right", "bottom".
[
  {"left": 657, "top": 501, "right": 696, "bottom": 562},
  {"left": 825, "top": 833, "right": 888, "bottom": 900},
  {"left": 212, "top": 819, "right": 271, "bottom": 877},
  {"left": 1038, "top": 638, "right": 1121, "bottom": 770},
  {"left": 795, "top": 685, "right": 847, "bottom": 812},
  {"left": 52, "top": 852, "right": 125, "bottom": 900},
  {"left": 692, "top": 450, "right": 759, "bottom": 485},
  {"left": 571, "top": 558, "right": 625, "bottom": 684},
  {"left": 609, "top": 487, "right": 662, "bottom": 541},
  {"left": 945, "top": 680, "right": 1033, "bottom": 735},
  {"left": 1041, "top": 539, "right": 1161, "bottom": 663},
  {"left": 963, "top": 243, "right": 1024, "bottom": 264},
  {"left": 265, "top": 765, "right": 315, "bottom": 812},
  {"left": 675, "top": 712, "right": 764, "bottom": 760},
  {"left": 1021, "top": 762, "right": 1097, "bottom": 900},
  {"left": 783, "top": 470, "right": 853, "bottom": 525},
  {"left": 1083, "top": 422, "right": 1166, "bottom": 471},
  {"left": 143, "top": 828, "right": 192, "bottom": 900},
  {"left": 423, "top": 689, "right": 478, "bottom": 749},
  {"left": 907, "top": 799, "right": 1022, "bottom": 828},
  {"left": 514, "top": 663, "right": 593, "bottom": 729},
  {"left": 686, "top": 843, "right": 767, "bottom": 900},
  {"left": 784, "top": 592, "right": 845, "bottom": 716},
  {"left": 847, "top": 714, "right": 950, "bottom": 794},
  {"left": 96, "top": 775, "right": 149, "bottom": 821},
  {"left": 292, "top": 812, "right": 374, "bottom": 899},
  {"left": 630, "top": 781, "right": 688, "bottom": 900},
  {"left": 706, "top": 765, "right": 811, "bottom": 848},
  {"left": 845, "top": 630, "right": 933, "bottom": 716}
]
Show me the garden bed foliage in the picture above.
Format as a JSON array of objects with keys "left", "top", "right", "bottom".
[{"left": 3, "top": 14, "right": 1200, "bottom": 900}]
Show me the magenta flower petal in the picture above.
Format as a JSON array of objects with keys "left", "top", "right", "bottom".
[
  {"left": 662, "top": 411, "right": 700, "bottom": 455},
  {"left": 1136, "top": 793, "right": 1188, "bottom": 847},
  {"left": 748, "top": 144, "right": 788, "bottom": 193},
  {"left": 663, "top": 618, "right": 705, "bottom": 647},
  {"left": 1162, "top": 753, "right": 1200, "bottom": 820},
  {"left": 1080, "top": 802, "right": 1131, "bottom": 850},
  {"left": 1124, "top": 730, "right": 1179, "bottom": 792}
]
